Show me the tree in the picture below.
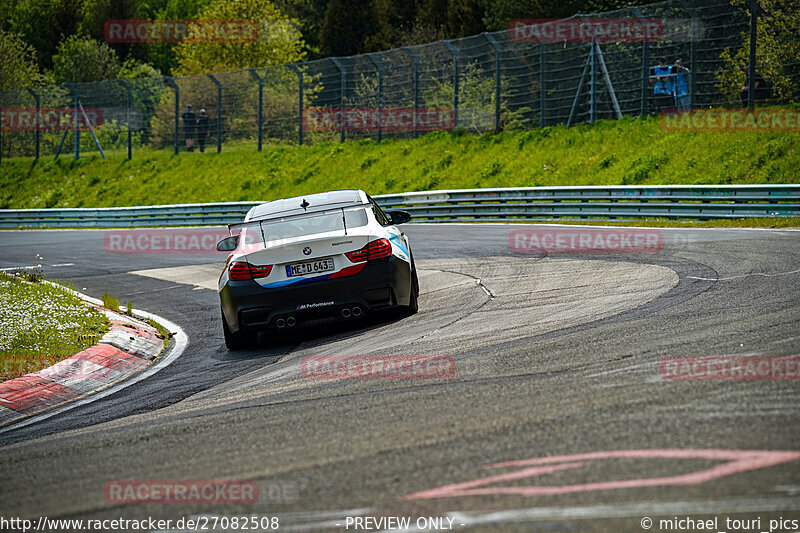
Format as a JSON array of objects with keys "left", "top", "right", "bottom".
[
  {"left": 143, "top": 0, "right": 214, "bottom": 75},
  {"left": 0, "top": 29, "right": 45, "bottom": 90},
  {"left": 173, "top": 0, "right": 306, "bottom": 74},
  {"left": 51, "top": 35, "right": 121, "bottom": 83},
  {"left": 319, "top": 0, "right": 378, "bottom": 56},
  {"left": 717, "top": 0, "right": 800, "bottom": 105},
  {"left": 7, "top": 0, "right": 83, "bottom": 69},
  {"left": 273, "top": 0, "right": 330, "bottom": 58}
]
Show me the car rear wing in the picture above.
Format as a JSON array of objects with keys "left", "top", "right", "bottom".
[{"left": 227, "top": 202, "right": 370, "bottom": 235}]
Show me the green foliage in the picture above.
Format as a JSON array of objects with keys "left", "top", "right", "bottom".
[
  {"left": 320, "top": 0, "right": 378, "bottom": 56},
  {"left": 173, "top": 0, "right": 306, "bottom": 74},
  {"left": 717, "top": 0, "right": 800, "bottom": 105},
  {"left": 51, "top": 35, "right": 121, "bottom": 83},
  {"left": 6, "top": 0, "right": 83, "bottom": 69},
  {"left": 422, "top": 61, "right": 529, "bottom": 133},
  {"left": 0, "top": 29, "right": 45, "bottom": 90},
  {"left": 142, "top": 0, "right": 214, "bottom": 74},
  {"left": 118, "top": 58, "right": 162, "bottom": 79},
  {"left": 101, "top": 293, "right": 120, "bottom": 311}
]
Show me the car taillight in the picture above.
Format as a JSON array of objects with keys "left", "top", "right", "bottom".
[
  {"left": 345, "top": 238, "right": 392, "bottom": 263},
  {"left": 229, "top": 261, "right": 272, "bottom": 280}
]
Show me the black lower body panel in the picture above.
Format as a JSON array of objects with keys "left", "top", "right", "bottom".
[{"left": 220, "top": 256, "right": 412, "bottom": 333}]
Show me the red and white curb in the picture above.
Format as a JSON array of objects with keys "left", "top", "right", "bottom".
[{"left": 0, "top": 286, "right": 187, "bottom": 430}]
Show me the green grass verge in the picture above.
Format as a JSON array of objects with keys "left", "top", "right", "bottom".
[
  {"left": 1, "top": 116, "right": 798, "bottom": 210},
  {"left": 0, "top": 272, "right": 110, "bottom": 382}
]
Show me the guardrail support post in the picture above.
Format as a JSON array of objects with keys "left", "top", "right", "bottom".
[
  {"left": 165, "top": 78, "right": 179, "bottom": 155},
  {"left": 207, "top": 74, "right": 223, "bottom": 153},
  {"left": 631, "top": 8, "right": 649, "bottom": 117},
  {"left": 248, "top": 69, "right": 264, "bottom": 151},
  {"left": 400, "top": 47, "right": 420, "bottom": 138},
  {"left": 119, "top": 80, "right": 132, "bottom": 159},
  {"left": 444, "top": 41, "right": 460, "bottom": 129},
  {"left": 365, "top": 54, "right": 384, "bottom": 142},
  {"left": 330, "top": 58, "right": 346, "bottom": 143},
  {"left": 26, "top": 88, "right": 40, "bottom": 159},
  {"left": 286, "top": 64, "right": 304, "bottom": 146},
  {"left": 484, "top": 33, "right": 503, "bottom": 133}
]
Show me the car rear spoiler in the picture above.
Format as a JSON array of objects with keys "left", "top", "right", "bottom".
[{"left": 227, "top": 202, "right": 371, "bottom": 239}]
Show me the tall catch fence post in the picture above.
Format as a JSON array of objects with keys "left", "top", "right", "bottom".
[
  {"left": 69, "top": 87, "right": 80, "bottom": 160},
  {"left": 484, "top": 33, "right": 503, "bottom": 133},
  {"left": 26, "top": 88, "right": 40, "bottom": 159},
  {"left": 365, "top": 54, "right": 384, "bottom": 142},
  {"left": 119, "top": 80, "right": 132, "bottom": 159},
  {"left": 165, "top": 78, "right": 180, "bottom": 155},
  {"left": 678, "top": 0, "right": 699, "bottom": 110},
  {"left": 444, "top": 41, "right": 461, "bottom": 128},
  {"left": 539, "top": 39, "right": 546, "bottom": 128},
  {"left": 207, "top": 74, "right": 223, "bottom": 153},
  {"left": 400, "top": 47, "right": 421, "bottom": 139},
  {"left": 745, "top": 0, "right": 761, "bottom": 108},
  {"left": 330, "top": 58, "right": 346, "bottom": 143},
  {"left": 286, "top": 64, "right": 304, "bottom": 146},
  {"left": 248, "top": 69, "right": 264, "bottom": 151},
  {"left": 630, "top": 7, "right": 650, "bottom": 117}
]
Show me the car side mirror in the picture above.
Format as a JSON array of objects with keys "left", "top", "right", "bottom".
[
  {"left": 386, "top": 210, "right": 412, "bottom": 225},
  {"left": 216, "top": 235, "right": 239, "bottom": 252}
]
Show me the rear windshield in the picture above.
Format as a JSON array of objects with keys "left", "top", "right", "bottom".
[{"left": 232, "top": 207, "right": 368, "bottom": 249}]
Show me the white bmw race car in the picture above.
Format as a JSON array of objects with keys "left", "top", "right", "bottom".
[{"left": 216, "top": 189, "right": 418, "bottom": 349}]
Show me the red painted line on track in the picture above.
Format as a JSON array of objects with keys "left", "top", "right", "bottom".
[{"left": 401, "top": 449, "right": 800, "bottom": 500}]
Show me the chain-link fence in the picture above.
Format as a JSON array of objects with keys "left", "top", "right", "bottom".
[{"left": 1, "top": 0, "right": 797, "bottom": 161}]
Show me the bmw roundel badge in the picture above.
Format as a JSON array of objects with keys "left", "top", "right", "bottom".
[{"left": 303, "top": 247, "right": 312, "bottom": 255}]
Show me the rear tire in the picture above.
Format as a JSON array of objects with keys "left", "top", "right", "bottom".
[
  {"left": 222, "top": 309, "right": 256, "bottom": 350},
  {"left": 406, "top": 256, "right": 419, "bottom": 315}
]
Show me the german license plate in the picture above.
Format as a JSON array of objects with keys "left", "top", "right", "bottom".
[{"left": 286, "top": 258, "right": 335, "bottom": 277}]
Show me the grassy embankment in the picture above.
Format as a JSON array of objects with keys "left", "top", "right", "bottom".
[{"left": 1, "top": 116, "right": 798, "bottom": 226}]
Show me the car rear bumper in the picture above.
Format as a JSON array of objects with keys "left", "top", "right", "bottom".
[{"left": 220, "top": 256, "right": 412, "bottom": 333}]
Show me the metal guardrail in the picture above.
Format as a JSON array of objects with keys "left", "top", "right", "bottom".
[{"left": 1, "top": 186, "right": 798, "bottom": 228}]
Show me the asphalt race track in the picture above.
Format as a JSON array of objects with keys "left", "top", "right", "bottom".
[{"left": 1, "top": 224, "right": 799, "bottom": 532}]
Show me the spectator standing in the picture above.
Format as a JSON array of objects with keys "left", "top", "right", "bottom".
[
  {"left": 741, "top": 70, "right": 772, "bottom": 107},
  {"left": 671, "top": 59, "right": 690, "bottom": 111},
  {"left": 651, "top": 57, "right": 674, "bottom": 114},
  {"left": 197, "top": 109, "right": 211, "bottom": 153},
  {"left": 180, "top": 104, "right": 197, "bottom": 152}
]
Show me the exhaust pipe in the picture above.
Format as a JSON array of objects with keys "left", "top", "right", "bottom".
[
  {"left": 287, "top": 316, "right": 297, "bottom": 327},
  {"left": 352, "top": 306, "right": 363, "bottom": 318},
  {"left": 276, "top": 318, "right": 286, "bottom": 328},
  {"left": 341, "top": 308, "right": 352, "bottom": 319}
]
